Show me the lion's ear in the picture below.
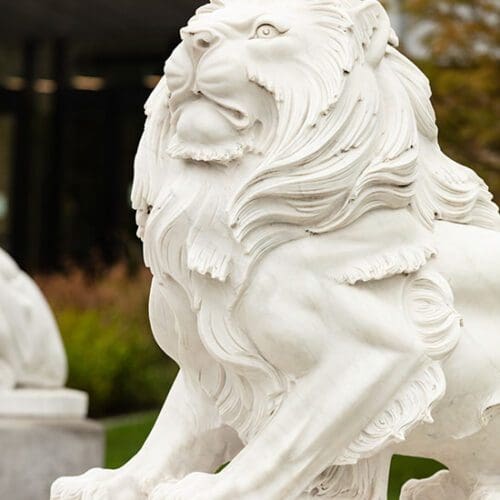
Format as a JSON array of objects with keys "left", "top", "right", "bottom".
[{"left": 351, "top": 0, "right": 392, "bottom": 67}]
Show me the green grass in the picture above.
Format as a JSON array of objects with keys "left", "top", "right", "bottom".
[
  {"left": 388, "top": 456, "right": 444, "bottom": 498},
  {"left": 104, "top": 411, "right": 445, "bottom": 499},
  {"left": 104, "top": 411, "right": 159, "bottom": 469}
]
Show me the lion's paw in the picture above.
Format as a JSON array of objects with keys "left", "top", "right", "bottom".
[
  {"left": 50, "top": 468, "right": 146, "bottom": 500},
  {"left": 51, "top": 468, "right": 112, "bottom": 500}
]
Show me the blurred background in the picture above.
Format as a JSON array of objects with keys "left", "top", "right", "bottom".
[{"left": 0, "top": 0, "right": 498, "bottom": 497}]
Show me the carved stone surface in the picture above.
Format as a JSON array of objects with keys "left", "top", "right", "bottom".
[
  {"left": 0, "top": 248, "right": 67, "bottom": 390},
  {"left": 51, "top": 0, "right": 500, "bottom": 499}
]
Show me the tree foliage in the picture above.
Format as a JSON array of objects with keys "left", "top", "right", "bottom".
[{"left": 401, "top": 0, "right": 500, "bottom": 199}]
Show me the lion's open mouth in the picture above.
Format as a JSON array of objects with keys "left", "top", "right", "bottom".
[{"left": 167, "top": 94, "right": 256, "bottom": 165}]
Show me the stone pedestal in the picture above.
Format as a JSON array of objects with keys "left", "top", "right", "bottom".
[
  {"left": 0, "top": 417, "right": 104, "bottom": 500},
  {"left": 0, "top": 388, "right": 89, "bottom": 418},
  {"left": 0, "top": 389, "right": 104, "bottom": 500}
]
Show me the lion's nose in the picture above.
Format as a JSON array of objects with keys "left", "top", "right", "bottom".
[
  {"left": 185, "top": 30, "right": 219, "bottom": 51},
  {"left": 194, "top": 31, "right": 216, "bottom": 49}
]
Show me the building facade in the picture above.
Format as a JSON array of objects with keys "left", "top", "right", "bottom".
[{"left": 0, "top": 0, "right": 204, "bottom": 271}]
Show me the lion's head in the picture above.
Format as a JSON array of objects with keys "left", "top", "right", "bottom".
[
  {"left": 134, "top": 0, "right": 500, "bottom": 259},
  {"left": 165, "top": 0, "right": 395, "bottom": 170}
]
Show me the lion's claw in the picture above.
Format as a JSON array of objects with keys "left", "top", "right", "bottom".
[
  {"left": 51, "top": 469, "right": 112, "bottom": 500},
  {"left": 50, "top": 468, "right": 145, "bottom": 500}
]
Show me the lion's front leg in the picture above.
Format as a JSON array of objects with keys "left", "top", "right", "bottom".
[
  {"left": 129, "top": 370, "right": 243, "bottom": 489},
  {"left": 150, "top": 341, "right": 425, "bottom": 500},
  {"left": 52, "top": 276, "right": 244, "bottom": 499},
  {"left": 52, "top": 372, "right": 242, "bottom": 500}
]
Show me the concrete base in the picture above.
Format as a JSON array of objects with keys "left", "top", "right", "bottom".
[{"left": 0, "top": 417, "right": 104, "bottom": 500}]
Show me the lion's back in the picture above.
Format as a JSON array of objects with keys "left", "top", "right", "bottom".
[
  {"left": 434, "top": 221, "right": 500, "bottom": 316},
  {"left": 434, "top": 220, "right": 500, "bottom": 385}
]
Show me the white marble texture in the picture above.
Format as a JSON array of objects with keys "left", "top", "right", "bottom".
[
  {"left": 0, "top": 248, "right": 67, "bottom": 390},
  {"left": 52, "top": 0, "right": 500, "bottom": 498}
]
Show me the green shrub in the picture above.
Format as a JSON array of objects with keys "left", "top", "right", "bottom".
[
  {"left": 36, "top": 264, "right": 178, "bottom": 417},
  {"left": 57, "top": 308, "right": 177, "bottom": 416}
]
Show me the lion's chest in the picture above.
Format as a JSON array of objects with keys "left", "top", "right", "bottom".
[
  {"left": 143, "top": 176, "right": 240, "bottom": 304},
  {"left": 236, "top": 252, "right": 337, "bottom": 378}
]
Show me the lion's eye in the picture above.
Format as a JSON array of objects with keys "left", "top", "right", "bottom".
[{"left": 255, "top": 24, "right": 281, "bottom": 39}]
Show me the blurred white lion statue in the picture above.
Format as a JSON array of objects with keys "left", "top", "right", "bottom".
[
  {"left": 0, "top": 248, "right": 67, "bottom": 389},
  {"left": 52, "top": 0, "right": 500, "bottom": 498}
]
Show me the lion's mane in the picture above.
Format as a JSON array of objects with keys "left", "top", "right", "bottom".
[{"left": 224, "top": 0, "right": 500, "bottom": 259}]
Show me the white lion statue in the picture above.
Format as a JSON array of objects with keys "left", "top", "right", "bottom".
[
  {"left": 0, "top": 248, "right": 67, "bottom": 389},
  {"left": 52, "top": 0, "right": 500, "bottom": 498}
]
